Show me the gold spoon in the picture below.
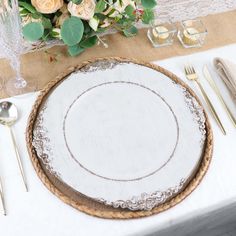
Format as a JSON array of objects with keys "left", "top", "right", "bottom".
[{"left": 0, "top": 101, "right": 28, "bottom": 191}]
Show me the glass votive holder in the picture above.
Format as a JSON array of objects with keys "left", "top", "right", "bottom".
[
  {"left": 147, "top": 19, "right": 177, "bottom": 48},
  {"left": 177, "top": 19, "right": 208, "bottom": 48}
]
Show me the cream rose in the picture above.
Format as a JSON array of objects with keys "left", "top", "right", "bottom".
[
  {"left": 31, "top": 0, "right": 63, "bottom": 14},
  {"left": 67, "top": 0, "right": 95, "bottom": 20}
]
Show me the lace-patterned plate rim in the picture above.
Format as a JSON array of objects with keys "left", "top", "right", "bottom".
[{"left": 26, "top": 57, "right": 213, "bottom": 219}]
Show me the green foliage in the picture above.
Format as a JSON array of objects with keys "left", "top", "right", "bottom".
[
  {"left": 71, "top": 0, "right": 83, "bottom": 4},
  {"left": 42, "top": 17, "right": 52, "bottom": 29},
  {"left": 31, "top": 12, "right": 42, "bottom": 19},
  {"left": 61, "top": 16, "right": 84, "bottom": 46},
  {"left": 123, "top": 25, "right": 138, "bottom": 37},
  {"left": 95, "top": 13, "right": 107, "bottom": 21},
  {"left": 142, "top": 9, "right": 154, "bottom": 24},
  {"left": 80, "top": 36, "right": 98, "bottom": 48},
  {"left": 125, "top": 5, "right": 135, "bottom": 18},
  {"left": 83, "top": 21, "right": 93, "bottom": 35},
  {"left": 19, "top": 1, "right": 36, "bottom": 13},
  {"left": 68, "top": 44, "right": 85, "bottom": 56},
  {"left": 141, "top": 0, "right": 157, "bottom": 9},
  {"left": 95, "top": 0, "right": 107, "bottom": 13},
  {"left": 22, "top": 22, "right": 44, "bottom": 41},
  {"left": 19, "top": 0, "right": 157, "bottom": 56}
]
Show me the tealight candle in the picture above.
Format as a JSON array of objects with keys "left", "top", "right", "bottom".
[
  {"left": 152, "top": 26, "right": 170, "bottom": 44},
  {"left": 182, "top": 27, "right": 200, "bottom": 45}
]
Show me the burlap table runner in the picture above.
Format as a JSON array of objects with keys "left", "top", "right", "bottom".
[{"left": 0, "top": 10, "right": 236, "bottom": 98}]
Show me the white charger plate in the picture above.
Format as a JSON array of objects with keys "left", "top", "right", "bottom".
[{"left": 32, "top": 59, "right": 206, "bottom": 211}]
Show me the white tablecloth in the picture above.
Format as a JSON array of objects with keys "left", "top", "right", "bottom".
[{"left": 1, "top": 44, "right": 236, "bottom": 236}]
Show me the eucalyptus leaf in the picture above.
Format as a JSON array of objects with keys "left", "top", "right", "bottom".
[
  {"left": 61, "top": 16, "right": 84, "bottom": 46},
  {"left": 83, "top": 21, "right": 92, "bottom": 35},
  {"left": 68, "top": 44, "right": 85, "bottom": 56},
  {"left": 80, "top": 36, "right": 98, "bottom": 48},
  {"left": 95, "top": 0, "right": 107, "bottom": 13},
  {"left": 141, "top": 0, "right": 157, "bottom": 9},
  {"left": 19, "top": 8, "right": 29, "bottom": 16},
  {"left": 31, "top": 12, "right": 42, "bottom": 19},
  {"left": 123, "top": 25, "right": 138, "bottom": 37},
  {"left": 42, "top": 17, "right": 52, "bottom": 29},
  {"left": 96, "top": 27, "right": 106, "bottom": 33},
  {"left": 71, "top": 0, "right": 83, "bottom": 4},
  {"left": 19, "top": 1, "right": 37, "bottom": 13},
  {"left": 117, "top": 18, "right": 133, "bottom": 30},
  {"left": 125, "top": 5, "right": 135, "bottom": 18},
  {"left": 42, "top": 30, "right": 51, "bottom": 41},
  {"left": 141, "top": 9, "right": 154, "bottom": 24},
  {"left": 22, "top": 22, "right": 44, "bottom": 41},
  {"left": 95, "top": 13, "right": 106, "bottom": 21}
]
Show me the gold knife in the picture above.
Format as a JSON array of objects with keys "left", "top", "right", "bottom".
[{"left": 203, "top": 65, "right": 236, "bottom": 128}]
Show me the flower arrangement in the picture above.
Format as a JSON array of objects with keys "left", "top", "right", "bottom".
[{"left": 19, "top": 0, "right": 157, "bottom": 56}]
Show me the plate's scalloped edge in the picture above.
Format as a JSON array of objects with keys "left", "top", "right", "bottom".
[
  {"left": 181, "top": 86, "right": 206, "bottom": 146},
  {"left": 95, "top": 178, "right": 186, "bottom": 211},
  {"left": 32, "top": 104, "right": 61, "bottom": 179},
  {"left": 79, "top": 59, "right": 123, "bottom": 73}
]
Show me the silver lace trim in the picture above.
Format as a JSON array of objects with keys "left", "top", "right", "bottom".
[
  {"left": 79, "top": 60, "right": 122, "bottom": 73},
  {"left": 96, "top": 179, "right": 186, "bottom": 211},
  {"left": 32, "top": 105, "right": 61, "bottom": 178},
  {"left": 181, "top": 87, "right": 206, "bottom": 145}
]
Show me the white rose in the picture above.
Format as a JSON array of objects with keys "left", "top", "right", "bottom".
[{"left": 68, "top": 0, "right": 95, "bottom": 21}]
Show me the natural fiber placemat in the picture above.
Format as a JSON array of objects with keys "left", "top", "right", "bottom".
[{"left": 26, "top": 57, "right": 213, "bottom": 219}]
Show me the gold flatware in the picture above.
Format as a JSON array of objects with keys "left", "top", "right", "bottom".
[
  {"left": 203, "top": 65, "right": 236, "bottom": 128},
  {"left": 0, "top": 177, "right": 6, "bottom": 215},
  {"left": 184, "top": 65, "right": 226, "bottom": 135},
  {"left": 0, "top": 102, "right": 28, "bottom": 191}
]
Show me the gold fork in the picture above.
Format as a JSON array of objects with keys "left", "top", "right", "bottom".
[{"left": 184, "top": 65, "right": 226, "bottom": 135}]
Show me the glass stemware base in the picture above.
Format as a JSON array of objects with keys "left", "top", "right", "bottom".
[
  {"left": 0, "top": 78, "right": 3, "bottom": 91},
  {"left": 4, "top": 77, "right": 37, "bottom": 97}
]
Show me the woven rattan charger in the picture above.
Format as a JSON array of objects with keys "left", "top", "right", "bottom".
[{"left": 26, "top": 57, "right": 213, "bottom": 219}]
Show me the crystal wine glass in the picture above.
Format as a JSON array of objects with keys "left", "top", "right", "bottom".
[{"left": 0, "top": 0, "right": 36, "bottom": 96}]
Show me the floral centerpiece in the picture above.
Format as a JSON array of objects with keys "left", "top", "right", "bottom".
[{"left": 19, "top": 0, "right": 157, "bottom": 56}]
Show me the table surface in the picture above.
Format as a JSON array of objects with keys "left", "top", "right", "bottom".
[{"left": 0, "top": 44, "right": 236, "bottom": 236}]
